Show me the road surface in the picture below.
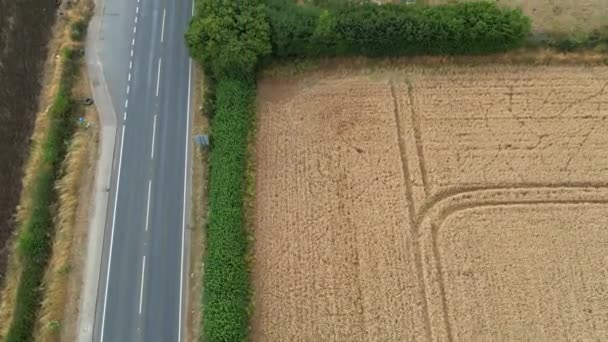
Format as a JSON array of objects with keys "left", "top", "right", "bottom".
[{"left": 92, "top": 0, "right": 193, "bottom": 340}]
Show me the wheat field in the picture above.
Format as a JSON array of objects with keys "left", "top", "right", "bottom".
[{"left": 252, "top": 65, "right": 608, "bottom": 341}]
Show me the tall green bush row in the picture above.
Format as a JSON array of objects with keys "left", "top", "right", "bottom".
[
  {"left": 6, "top": 48, "right": 78, "bottom": 342},
  {"left": 265, "top": 1, "right": 531, "bottom": 58},
  {"left": 203, "top": 77, "right": 254, "bottom": 341},
  {"left": 187, "top": 1, "right": 267, "bottom": 341}
]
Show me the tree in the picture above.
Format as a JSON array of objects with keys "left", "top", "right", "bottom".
[{"left": 186, "top": 0, "right": 271, "bottom": 78}]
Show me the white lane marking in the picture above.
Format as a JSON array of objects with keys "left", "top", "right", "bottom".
[
  {"left": 128, "top": 72, "right": 131, "bottom": 82},
  {"left": 151, "top": 115, "right": 157, "bottom": 159},
  {"left": 126, "top": 85, "right": 130, "bottom": 95},
  {"left": 134, "top": 25, "right": 137, "bottom": 34},
  {"left": 125, "top": 99, "right": 128, "bottom": 109},
  {"left": 139, "top": 255, "right": 146, "bottom": 315},
  {"left": 100, "top": 125, "right": 126, "bottom": 342},
  {"left": 145, "top": 180, "right": 152, "bottom": 232},
  {"left": 156, "top": 58, "right": 162, "bottom": 97},
  {"left": 135, "top": 16, "right": 138, "bottom": 24},
  {"left": 161, "top": 9, "right": 166, "bottom": 43},
  {"left": 178, "top": 58, "right": 193, "bottom": 342},
  {"left": 130, "top": 49, "right": 134, "bottom": 58},
  {"left": 132, "top": 37, "right": 135, "bottom": 46},
  {"left": 123, "top": 111, "right": 127, "bottom": 121},
  {"left": 136, "top": 5, "right": 139, "bottom": 14},
  {"left": 129, "top": 61, "right": 132, "bottom": 70}
]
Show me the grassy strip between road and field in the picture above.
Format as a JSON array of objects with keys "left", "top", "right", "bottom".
[{"left": 4, "top": 46, "right": 80, "bottom": 342}]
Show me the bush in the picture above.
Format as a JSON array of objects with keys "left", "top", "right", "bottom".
[
  {"left": 5, "top": 48, "right": 78, "bottom": 342},
  {"left": 70, "top": 19, "right": 88, "bottom": 42},
  {"left": 186, "top": 0, "right": 272, "bottom": 78},
  {"left": 202, "top": 77, "right": 254, "bottom": 342},
  {"left": 265, "top": 0, "right": 531, "bottom": 58}
]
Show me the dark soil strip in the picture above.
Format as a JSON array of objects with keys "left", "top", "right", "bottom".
[{"left": 0, "top": 0, "right": 57, "bottom": 280}]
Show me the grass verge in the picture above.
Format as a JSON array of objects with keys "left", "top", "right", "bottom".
[{"left": 187, "top": 65, "right": 209, "bottom": 342}]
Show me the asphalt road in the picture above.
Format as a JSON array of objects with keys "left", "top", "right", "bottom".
[{"left": 92, "top": 0, "right": 193, "bottom": 340}]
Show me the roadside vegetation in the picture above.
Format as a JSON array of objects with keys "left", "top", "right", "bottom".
[
  {"left": 186, "top": 0, "right": 534, "bottom": 340},
  {"left": 0, "top": 2, "right": 92, "bottom": 341}
]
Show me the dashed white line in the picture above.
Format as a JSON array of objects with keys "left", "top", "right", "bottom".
[
  {"left": 135, "top": 16, "right": 138, "bottom": 24},
  {"left": 161, "top": 9, "right": 166, "bottom": 43},
  {"left": 134, "top": 26, "right": 137, "bottom": 34},
  {"left": 136, "top": 5, "right": 139, "bottom": 14},
  {"left": 129, "top": 61, "right": 132, "bottom": 70},
  {"left": 100, "top": 125, "right": 126, "bottom": 342},
  {"left": 139, "top": 255, "right": 146, "bottom": 315},
  {"left": 156, "top": 58, "right": 162, "bottom": 97},
  {"left": 128, "top": 72, "right": 131, "bottom": 82},
  {"left": 126, "top": 85, "right": 130, "bottom": 95},
  {"left": 130, "top": 49, "right": 133, "bottom": 58},
  {"left": 145, "top": 180, "right": 152, "bottom": 231},
  {"left": 132, "top": 38, "right": 135, "bottom": 46},
  {"left": 123, "top": 111, "right": 127, "bottom": 121},
  {"left": 151, "top": 115, "right": 157, "bottom": 159},
  {"left": 125, "top": 99, "right": 128, "bottom": 109}
]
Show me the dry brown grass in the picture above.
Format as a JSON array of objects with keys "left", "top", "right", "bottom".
[
  {"left": 252, "top": 64, "right": 608, "bottom": 341},
  {"left": 33, "top": 63, "right": 98, "bottom": 341},
  {"left": 186, "top": 66, "right": 209, "bottom": 342},
  {"left": 0, "top": 0, "right": 93, "bottom": 338}
]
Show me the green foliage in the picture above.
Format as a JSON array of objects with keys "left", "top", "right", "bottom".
[
  {"left": 265, "top": 0, "right": 531, "bottom": 57},
  {"left": 546, "top": 25, "right": 608, "bottom": 52},
  {"left": 5, "top": 48, "right": 78, "bottom": 342},
  {"left": 186, "top": 0, "right": 272, "bottom": 78},
  {"left": 202, "top": 77, "right": 254, "bottom": 342},
  {"left": 70, "top": 19, "right": 88, "bottom": 42}
]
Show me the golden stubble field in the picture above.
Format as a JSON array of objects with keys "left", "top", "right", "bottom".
[{"left": 252, "top": 64, "right": 608, "bottom": 341}]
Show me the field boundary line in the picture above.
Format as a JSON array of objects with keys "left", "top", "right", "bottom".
[{"left": 389, "top": 81, "right": 432, "bottom": 340}]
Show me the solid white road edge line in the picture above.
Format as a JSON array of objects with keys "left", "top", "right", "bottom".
[
  {"left": 161, "top": 9, "right": 166, "bottom": 43},
  {"left": 178, "top": 57, "right": 193, "bottom": 342},
  {"left": 100, "top": 124, "right": 126, "bottom": 342},
  {"left": 139, "top": 255, "right": 146, "bottom": 315},
  {"left": 156, "top": 58, "right": 162, "bottom": 97},
  {"left": 145, "top": 180, "right": 152, "bottom": 232},
  {"left": 151, "top": 114, "right": 157, "bottom": 159}
]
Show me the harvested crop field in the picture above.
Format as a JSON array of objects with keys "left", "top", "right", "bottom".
[{"left": 252, "top": 65, "right": 608, "bottom": 341}]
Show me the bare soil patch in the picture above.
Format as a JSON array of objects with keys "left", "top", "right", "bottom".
[{"left": 253, "top": 64, "right": 608, "bottom": 341}]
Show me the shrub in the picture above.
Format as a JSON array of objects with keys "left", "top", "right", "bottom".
[
  {"left": 264, "top": 1, "right": 531, "bottom": 58},
  {"left": 186, "top": 0, "right": 272, "bottom": 78},
  {"left": 202, "top": 77, "right": 254, "bottom": 342},
  {"left": 70, "top": 19, "right": 88, "bottom": 42}
]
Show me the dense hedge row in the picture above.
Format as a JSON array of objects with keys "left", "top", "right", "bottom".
[
  {"left": 6, "top": 48, "right": 78, "bottom": 342},
  {"left": 265, "top": 0, "right": 531, "bottom": 58},
  {"left": 203, "top": 77, "right": 254, "bottom": 341}
]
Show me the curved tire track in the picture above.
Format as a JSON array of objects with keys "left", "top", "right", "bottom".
[{"left": 414, "top": 184, "right": 608, "bottom": 341}]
